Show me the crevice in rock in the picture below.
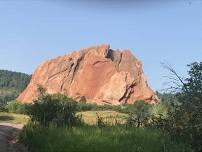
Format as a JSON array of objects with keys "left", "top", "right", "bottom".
[
  {"left": 60, "top": 63, "right": 75, "bottom": 92},
  {"left": 47, "top": 65, "right": 73, "bottom": 81},
  {"left": 92, "top": 60, "right": 109, "bottom": 66},
  {"left": 122, "top": 83, "right": 137, "bottom": 104},
  {"left": 118, "top": 74, "right": 137, "bottom": 104},
  {"left": 70, "top": 55, "right": 84, "bottom": 84},
  {"left": 44, "top": 61, "right": 52, "bottom": 86},
  {"left": 106, "top": 49, "right": 114, "bottom": 61},
  {"left": 118, "top": 74, "right": 129, "bottom": 103},
  {"left": 102, "top": 100, "right": 113, "bottom": 105},
  {"left": 60, "top": 54, "right": 85, "bottom": 92},
  {"left": 117, "top": 52, "right": 123, "bottom": 71}
]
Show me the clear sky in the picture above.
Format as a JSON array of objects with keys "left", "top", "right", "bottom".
[{"left": 0, "top": 0, "right": 202, "bottom": 91}]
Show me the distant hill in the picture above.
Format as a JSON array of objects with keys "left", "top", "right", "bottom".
[{"left": 0, "top": 70, "right": 31, "bottom": 104}]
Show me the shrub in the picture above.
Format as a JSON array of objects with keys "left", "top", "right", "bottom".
[
  {"left": 126, "top": 101, "right": 152, "bottom": 128},
  {"left": 76, "top": 101, "right": 97, "bottom": 111},
  {"left": 28, "top": 94, "right": 81, "bottom": 127},
  {"left": 28, "top": 95, "right": 61, "bottom": 126},
  {"left": 56, "top": 98, "right": 82, "bottom": 127},
  {"left": 95, "top": 104, "right": 113, "bottom": 111},
  {"left": 5, "top": 100, "right": 30, "bottom": 114},
  {"left": 96, "top": 112, "right": 107, "bottom": 127},
  {"left": 151, "top": 101, "right": 169, "bottom": 119},
  {"left": 0, "top": 102, "right": 6, "bottom": 112}
]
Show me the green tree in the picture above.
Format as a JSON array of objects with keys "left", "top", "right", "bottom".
[
  {"left": 164, "top": 62, "right": 202, "bottom": 151},
  {"left": 0, "top": 70, "right": 30, "bottom": 107},
  {"left": 177, "top": 62, "right": 202, "bottom": 151},
  {"left": 126, "top": 101, "right": 152, "bottom": 128}
]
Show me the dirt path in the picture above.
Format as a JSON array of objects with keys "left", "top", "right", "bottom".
[{"left": 0, "top": 123, "right": 27, "bottom": 152}]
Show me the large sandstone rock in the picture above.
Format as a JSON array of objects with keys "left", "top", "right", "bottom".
[{"left": 17, "top": 44, "right": 159, "bottom": 105}]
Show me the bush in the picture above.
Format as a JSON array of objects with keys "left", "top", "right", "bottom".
[
  {"left": 0, "top": 102, "right": 6, "bottom": 112},
  {"left": 95, "top": 104, "right": 113, "bottom": 111},
  {"left": 76, "top": 101, "right": 124, "bottom": 112},
  {"left": 96, "top": 112, "right": 107, "bottom": 127},
  {"left": 76, "top": 101, "right": 97, "bottom": 111},
  {"left": 126, "top": 101, "right": 152, "bottom": 128},
  {"left": 28, "top": 94, "right": 81, "bottom": 127},
  {"left": 5, "top": 100, "right": 30, "bottom": 114},
  {"left": 151, "top": 101, "right": 169, "bottom": 119},
  {"left": 56, "top": 98, "right": 82, "bottom": 127}
]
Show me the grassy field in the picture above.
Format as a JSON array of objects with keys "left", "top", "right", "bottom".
[
  {"left": 0, "top": 111, "right": 126, "bottom": 125},
  {"left": 0, "top": 111, "right": 192, "bottom": 152},
  {"left": 0, "top": 112, "right": 29, "bottom": 124},
  {"left": 77, "top": 111, "right": 128, "bottom": 125},
  {"left": 20, "top": 123, "right": 193, "bottom": 152}
]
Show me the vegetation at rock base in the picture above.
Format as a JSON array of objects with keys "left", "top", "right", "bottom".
[
  {"left": 1, "top": 62, "right": 201, "bottom": 152},
  {"left": 16, "top": 93, "right": 194, "bottom": 152}
]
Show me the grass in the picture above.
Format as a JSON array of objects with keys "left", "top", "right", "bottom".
[
  {"left": 77, "top": 111, "right": 127, "bottom": 125},
  {"left": 20, "top": 123, "right": 193, "bottom": 152},
  {"left": 0, "top": 110, "right": 126, "bottom": 125},
  {"left": 0, "top": 112, "right": 29, "bottom": 124}
]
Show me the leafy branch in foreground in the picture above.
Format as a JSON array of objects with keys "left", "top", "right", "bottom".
[{"left": 162, "top": 62, "right": 202, "bottom": 152}]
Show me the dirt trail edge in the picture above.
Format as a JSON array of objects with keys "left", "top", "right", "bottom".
[{"left": 0, "top": 123, "right": 28, "bottom": 152}]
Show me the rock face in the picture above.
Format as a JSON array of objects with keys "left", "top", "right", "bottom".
[{"left": 17, "top": 44, "right": 159, "bottom": 105}]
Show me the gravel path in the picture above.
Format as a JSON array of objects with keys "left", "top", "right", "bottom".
[{"left": 0, "top": 123, "right": 27, "bottom": 152}]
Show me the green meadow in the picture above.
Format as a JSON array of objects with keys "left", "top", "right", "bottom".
[{"left": 20, "top": 123, "right": 192, "bottom": 152}]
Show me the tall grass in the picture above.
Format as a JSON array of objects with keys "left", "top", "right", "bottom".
[{"left": 20, "top": 123, "right": 193, "bottom": 152}]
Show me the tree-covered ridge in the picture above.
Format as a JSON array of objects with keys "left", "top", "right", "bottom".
[
  {"left": 0, "top": 70, "right": 31, "bottom": 105},
  {"left": 0, "top": 70, "right": 30, "bottom": 90}
]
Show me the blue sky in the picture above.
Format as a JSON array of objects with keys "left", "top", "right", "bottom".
[{"left": 0, "top": 0, "right": 202, "bottom": 91}]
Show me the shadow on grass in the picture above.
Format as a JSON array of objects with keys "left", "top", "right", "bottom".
[{"left": 0, "top": 115, "right": 14, "bottom": 121}]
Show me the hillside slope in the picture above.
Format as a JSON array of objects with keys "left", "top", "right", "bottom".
[{"left": 0, "top": 70, "right": 30, "bottom": 105}]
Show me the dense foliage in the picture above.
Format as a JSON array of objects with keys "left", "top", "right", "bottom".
[
  {"left": 28, "top": 94, "right": 82, "bottom": 127},
  {"left": 150, "top": 62, "right": 202, "bottom": 152},
  {"left": 169, "top": 62, "right": 202, "bottom": 151},
  {"left": 5, "top": 100, "right": 30, "bottom": 114},
  {"left": 126, "top": 101, "right": 151, "bottom": 127},
  {"left": 0, "top": 70, "right": 30, "bottom": 90},
  {"left": 0, "top": 70, "right": 30, "bottom": 111},
  {"left": 13, "top": 92, "right": 196, "bottom": 152}
]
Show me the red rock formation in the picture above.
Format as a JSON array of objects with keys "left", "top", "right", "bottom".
[{"left": 17, "top": 44, "right": 159, "bottom": 105}]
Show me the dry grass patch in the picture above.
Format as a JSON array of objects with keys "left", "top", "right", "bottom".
[
  {"left": 0, "top": 112, "right": 29, "bottom": 124},
  {"left": 77, "top": 111, "right": 128, "bottom": 125}
]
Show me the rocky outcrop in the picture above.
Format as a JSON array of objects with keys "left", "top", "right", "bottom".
[{"left": 17, "top": 44, "right": 159, "bottom": 105}]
